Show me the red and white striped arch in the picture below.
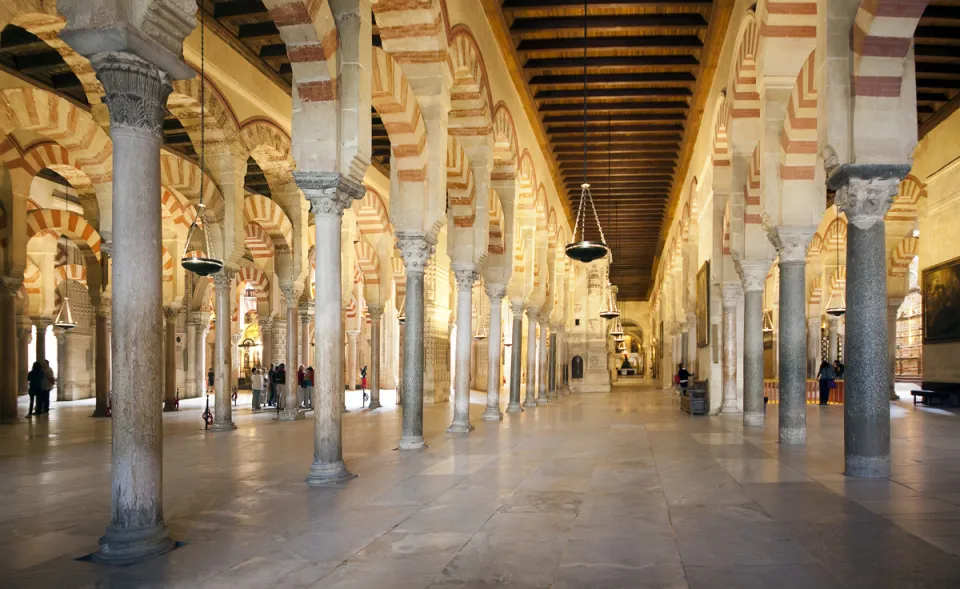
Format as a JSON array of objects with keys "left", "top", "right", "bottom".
[
  {"left": 237, "top": 265, "right": 270, "bottom": 301},
  {"left": 160, "top": 186, "right": 194, "bottom": 233},
  {"left": 722, "top": 201, "right": 732, "bottom": 256},
  {"left": 889, "top": 235, "right": 919, "bottom": 278},
  {"left": 831, "top": 266, "right": 846, "bottom": 293},
  {"left": 55, "top": 263, "right": 86, "bottom": 286},
  {"left": 160, "top": 245, "right": 174, "bottom": 282},
  {"left": 516, "top": 150, "right": 537, "bottom": 227},
  {"left": 809, "top": 275, "right": 822, "bottom": 306},
  {"left": 546, "top": 208, "right": 558, "bottom": 252},
  {"left": 391, "top": 255, "right": 406, "bottom": 303},
  {"left": 888, "top": 174, "right": 926, "bottom": 223},
  {"left": 261, "top": 0, "right": 338, "bottom": 100},
  {"left": 492, "top": 103, "right": 519, "bottom": 182},
  {"left": 712, "top": 93, "right": 731, "bottom": 169},
  {"left": 22, "top": 141, "right": 95, "bottom": 195},
  {"left": 852, "top": 0, "right": 929, "bottom": 99},
  {"left": 780, "top": 50, "right": 818, "bottom": 184},
  {"left": 745, "top": 145, "right": 762, "bottom": 226},
  {"left": 239, "top": 119, "right": 294, "bottom": 188},
  {"left": 822, "top": 216, "right": 847, "bottom": 251},
  {"left": 243, "top": 194, "right": 294, "bottom": 251},
  {"left": 244, "top": 223, "right": 275, "bottom": 259},
  {"left": 807, "top": 232, "right": 823, "bottom": 259},
  {"left": 448, "top": 27, "right": 494, "bottom": 141},
  {"left": 447, "top": 138, "right": 476, "bottom": 228},
  {"left": 728, "top": 14, "right": 760, "bottom": 127},
  {"left": 23, "top": 260, "right": 41, "bottom": 296},
  {"left": 488, "top": 188, "right": 505, "bottom": 255},
  {"left": 160, "top": 153, "right": 224, "bottom": 216},
  {"left": 353, "top": 239, "right": 381, "bottom": 286},
  {"left": 371, "top": 46, "right": 428, "bottom": 186},
  {"left": 535, "top": 184, "right": 548, "bottom": 235},
  {"left": 760, "top": 0, "right": 817, "bottom": 40},
  {"left": 356, "top": 187, "right": 391, "bottom": 235},
  {"left": 26, "top": 209, "right": 101, "bottom": 261}
]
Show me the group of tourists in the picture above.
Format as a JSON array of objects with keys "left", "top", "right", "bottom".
[
  {"left": 26, "top": 360, "right": 56, "bottom": 416},
  {"left": 816, "top": 359, "right": 846, "bottom": 405},
  {"left": 246, "top": 364, "right": 314, "bottom": 411}
]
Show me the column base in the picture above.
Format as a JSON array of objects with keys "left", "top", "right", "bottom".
[
  {"left": 91, "top": 407, "right": 110, "bottom": 418},
  {"left": 305, "top": 460, "right": 356, "bottom": 487},
  {"left": 845, "top": 455, "right": 890, "bottom": 479},
  {"left": 720, "top": 400, "right": 740, "bottom": 413},
  {"left": 505, "top": 402, "right": 523, "bottom": 414},
  {"left": 537, "top": 395, "right": 549, "bottom": 404},
  {"left": 210, "top": 420, "right": 237, "bottom": 432},
  {"left": 162, "top": 401, "right": 178, "bottom": 412},
  {"left": 446, "top": 421, "right": 474, "bottom": 434},
  {"left": 368, "top": 400, "right": 382, "bottom": 410},
  {"left": 522, "top": 398, "right": 538, "bottom": 408},
  {"left": 482, "top": 407, "right": 503, "bottom": 421},
  {"left": 778, "top": 427, "right": 806, "bottom": 445},
  {"left": 279, "top": 407, "right": 304, "bottom": 421},
  {"left": 399, "top": 435, "right": 426, "bottom": 451},
  {"left": 93, "top": 522, "right": 174, "bottom": 566},
  {"left": 743, "top": 411, "right": 764, "bottom": 428}
]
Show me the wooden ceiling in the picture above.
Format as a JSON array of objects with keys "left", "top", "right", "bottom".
[
  {"left": 494, "top": 0, "right": 719, "bottom": 300},
  {"left": 916, "top": 1, "right": 960, "bottom": 137}
]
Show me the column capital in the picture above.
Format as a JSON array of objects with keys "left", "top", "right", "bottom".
[
  {"left": 295, "top": 171, "right": 365, "bottom": 218},
  {"left": 91, "top": 52, "right": 172, "bottom": 134},
  {"left": 190, "top": 311, "right": 209, "bottom": 326},
  {"left": 768, "top": 225, "right": 816, "bottom": 264},
  {"left": 367, "top": 303, "right": 384, "bottom": 320},
  {"left": 827, "top": 314, "right": 839, "bottom": 326},
  {"left": 721, "top": 282, "right": 742, "bottom": 309},
  {"left": 213, "top": 270, "right": 234, "bottom": 289},
  {"left": 737, "top": 259, "right": 770, "bottom": 293},
  {"left": 259, "top": 316, "right": 274, "bottom": 333},
  {"left": 281, "top": 284, "right": 303, "bottom": 304},
  {"left": 510, "top": 300, "right": 525, "bottom": 316},
  {"left": 396, "top": 232, "right": 436, "bottom": 276},
  {"left": 453, "top": 265, "right": 478, "bottom": 291},
  {"left": 808, "top": 316, "right": 822, "bottom": 329},
  {"left": 1, "top": 275, "right": 22, "bottom": 296},
  {"left": 526, "top": 307, "right": 539, "bottom": 321},
  {"left": 485, "top": 283, "right": 506, "bottom": 301},
  {"left": 33, "top": 317, "right": 53, "bottom": 330},
  {"left": 687, "top": 310, "right": 697, "bottom": 324},
  {"left": 346, "top": 330, "right": 360, "bottom": 342},
  {"left": 828, "top": 164, "right": 910, "bottom": 231},
  {"left": 299, "top": 306, "right": 314, "bottom": 322},
  {"left": 163, "top": 306, "right": 180, "bottom": 320}
]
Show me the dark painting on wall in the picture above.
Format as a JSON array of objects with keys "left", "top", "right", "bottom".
[
  {"left": 923, "top": 256, "right": 960, "bottom": 344},
  {"left": 696, "top": 261, "right": 710, "bottom": 347}
]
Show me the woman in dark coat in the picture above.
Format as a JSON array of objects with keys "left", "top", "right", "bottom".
[
  {"left": 27, "top": 362, "right": 44, "bottom": 417},
  {"left": 816, "top": 360, "right": 836, "bottom": 405}
]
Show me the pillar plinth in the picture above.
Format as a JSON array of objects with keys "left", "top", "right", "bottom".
[
  {"left": 212, "top": 272, "right": 237, "bottom": 431},
  {"left": 831, "top": 166, "right": 908, "bottom": 478},
  {"left": 279, "top": 286, "right": 303, "bottom": 422},
  {"left": 482, "top": 285, "right": 506, "bottom": 421},
  {"left": 721, "top": 283, "right": 741, "bottom": 413},
  {"left": 523, "top": 309, "right": 539, "bottom": 408},
  {"left": 449, "top": 266, "right": 477, "bottom": 433},
  {"left": 770, "top": 226, "right": 816, "bottom": 445},
  {"left": 298, "top": 171, "right": 363, "bottom": 484},
  {"left": 90, "top": 51, "right": 174, "bottom": 564},
  {"left": 506, "top": 302, "right": 524, "bottom": 413},
  {"left": 368, "top": 304, "right": 383, "bottom": 410},
  {"left": 396, "top": 232, "right": 434, "bottom": 450},
  {"left": 739, "top": 261, "right": 768, "bottom": 428}
]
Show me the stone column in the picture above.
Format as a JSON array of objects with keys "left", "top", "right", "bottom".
[
  {"left": 212, "top": 272, "right": 236, "bottom": 431},
  {"left": 17, "top": 318, "right": 32, "bottom": 396},
  {"left": 194, "top": 313, "right": 209, "bottom": 396},
  {"left": 346, "top": 330, "right": 359, "bottom": 392},
  {"left": 482, "top": 285, "right": 505, "bottom": 420},
  {"left": 507, "top": 301, "right": 524, "bottom": 413},
  {"left": 279, "top": 286, "right": 303, "bottom": 421},
  {"left": 721, "top": 283, "right": 741, "bottom": 413},
  {"left": 827, "top": 316, "right": 839, "bottom": 363},
  {"left": 833, "top": 167, "right": 905, "bottom": 478},
  {"left": 807, "top": 317, "right": 821, "bottom": 379},
  {"left": 300, "top": 307, "right": 312, "bottom": 370},
  {"left": 537, "top": 322, "right": 549, "bottom": 403},
  {"left": 0, "top": 277, "right": 21, "bottom": 422},
  {"left": 184, "top": 315, "right": 196, "bottom": 398},
  {"left": 90, "top": 52, "right": 175, "bottom": 563},
  {"left": 686, "top": 311, "right": 697, "bottom": 376},
  {"left": 771, "top": 226, "right": 814, "bottom": 445},
  {"left": 56, "top": 329, "right": 68, "bottom": 401},
  {"left": 260, "top": 317, "right": 272, "bottom": 372},
  {"left": 395, "top": 232, "right": 432, "bottom": 450},
  {"left": 523, "top": 309, "right": 539, "bottom": 408},
  {"left": 449, "top": 266, "right": 477, "bottom": 433},
  {"left": 368, "top": 304, "right": 383, "bottom": 410},
  {"left": 887, "top": 300, "right": 901, "bottom": 401},
  {"left": 547, "top": 330, "right": 558, "bottom": 400},
  {"left": 297, "top": 171, "right": 363, "bottom": 483},
  {"left": 162, "top": 307, "right": 178, "bottom": 411},
  {"left": 35, "top": 319, "right": 50, "bottom": 363},
  {"left": 739, "top": 261, "right": 767, "bottom": 428},
  {"left": 680, "top": 326, "right": 690, "bottom": 369}
]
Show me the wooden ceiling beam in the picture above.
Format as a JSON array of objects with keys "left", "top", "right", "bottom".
[
  {"left": 510, "top": 14, "right": 708, "bottom": 32},
  {"left": 539, "top": 100, "right": 689, "bottom": 112},
  {"left": 524, "top": 55, "right": 699, "bottom": 69},
  {"left": 537, "top": 87, "right": 693, "bottom": 99},
  {"left": 213, "top": 1, "right": 269, "bottom": 19},
  {"left": 238, "top": 21, "right": 280, "bottom": 39},
  {"left": 503, "top": 0, "right": 711, "bottom": 9},
  {"left": 529, "top": 72, "right": 696, "bottom": 85}
]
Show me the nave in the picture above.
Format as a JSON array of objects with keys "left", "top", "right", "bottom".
[{"left": 2, "top": 384, "right": 959, "bottom": 589}]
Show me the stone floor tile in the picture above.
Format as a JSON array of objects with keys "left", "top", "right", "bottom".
[{"left": 685, "top": 563, "right": 842, "bottom": 589}]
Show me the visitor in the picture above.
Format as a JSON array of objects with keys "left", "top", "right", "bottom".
[
  {"left": 26, "top": 361, "right": 44, "bottom": 417},
  {"left": 360, "top": 365, "right": 368, "bottom": 405},
  {"left": 817, "top": 360, "right": 837, "bottom": 405},
  {"left": 677, "top": 364, "right": 690, "bottom": 393},
  {"left": 274, "top": 363, "right": 286, "bottom": 412},
  {"left": 833, "top": 359, "right": 845, "bottom": 379},
  {"left": 251, "top": 367, "right": 263, "bottom": 410},
  {"left": 267, "top": 363, "right": 276, "bottom": 406},
  {"left": 304, "top": 366, "right": 314, "bottom": 409},
  {"left": 38, "top": 359, "right": 55, "bottom": 415},
  {"left": 297, "top": 364, "right": 307, "bottom": 408},
  {"left": 207, "top": 367, "right": 215, "bottom": 394}
]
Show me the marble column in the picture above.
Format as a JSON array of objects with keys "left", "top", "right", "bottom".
[
  {"left": 280, "top": 287, "right": 303, "bottom": 421},
  {"left": 686, "top": 311, "right": 697, "bottom": 376},
  {"left": 300, "top": 307, "right": 312, "bottom": 370},
  {"left": 35, "top": 319, "right": 50, "bottom": 364},
  {"left": 91, "top": 52, "right": 174, "bottom": 563},
  {"left": 449, "top": 266, "right": 477, "bottom": 433},
  {"left": 17, "top": 318, "right": 32, "bottom": 396},
  {"left": 771, "top": 226, "right": 814, "bottom": 445},
  {"left": 547, "top": 330, "right": 558, "bottom": 400},
  {"left": 297, "top": 171, "right": 363, "bottom": 483},
  {"left": 260, "top": 317, "right": 272, "bottom": 372},
  {"left": 184, "top": 315, "right": 196, "bottom": 398},
  {"left": 368, "top": 304, "right": 383, "bottom": 410},
  {"left": 721, "top": 283, "right": 741, "bottom": 413},
  {"left": 680, "top": 326, "right": 690, "bottom": 369},
  {"left": 833, "top": 167, "right": 906, "bottom": 478},
  {"left": 507, "top": 301, "right": 524, "bottom": 413},
  {"left": 0, "top": 277, "right": 20, "bottom": 422},
  {"left": 482, "top": 285, "right": 506, "bottom": 420},
  {"left": 537, "top": 322, "right": 549, "bottom": 403},
  {"left": 739, "top": 261, "right": 767, "bottom": 428},
  {"left": 346, "top": 330, "right": 359, "bottom": 392},
  {"left": 162, "top": 307, "right": 178, "bottom": 411},
  {"left": 887, "top": 300, "right": 901, "bottom": 401},
  {"left": 395, "top": 232, "right": 432, "bottom": 450},
  {"left": 195, "top": 313, "right": 209, "bottom": 396},
  {"left": 827, "top": 316, "right": 839, "bottom": 363},
  {"left": 807, "top": 317, "right": 821, "bottom": 379},
  {"left": 56, "top": 329, "right": 68, "bottom": 401},
  {"left": 212, "top": 272, "right": 236, "bottom": 431},
  {"left": 523, "top": 309, "right": 539, "bottom": 408}
]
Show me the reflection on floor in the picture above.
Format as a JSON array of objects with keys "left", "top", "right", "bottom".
[{"left": 1, "top": 383, "right": 959, "bottom": 588}]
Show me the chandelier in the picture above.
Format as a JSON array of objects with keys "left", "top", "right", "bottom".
[
  {"left": 181, "top": 6, "right": 224, "bottom": 277},
  {"left": 565, "top": 0, "right": 609, "bottom": 264},
  {"left": 609, "top": 316, "right": 624, "bottom": 338}
]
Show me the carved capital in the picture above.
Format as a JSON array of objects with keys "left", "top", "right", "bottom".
[
  {"left": 213, "top": 270, "right": 234, "bottom": 290},
  {"left": 485, "top": 283, "right": 507, "bottom": 301},
  {"left": 92, "top": 52, "right": 172, "bottom": 134},
  {"left": 511, "top": 301, "right": 525, "bottom": 316},
  {"left": 163, "top": 306, "right": 180, "bottom": 320},
  {"left": 1, "top": 276, "right": 22, "bottom": 296},
  {"left": 295, "top": 171, "right": 365, "bottom": 218},
  {"left": 396, "top": 232, "right": 435, "bottom": 276},
  {"left": 526, "top": 308, "right": 539, "bottom": 321},
  {"left": 299, "top": 307, "right": 313, "bottom": 323},
  {"left": 367, "top": 303, "right": 383, "bottom": 320},
  {"left": 721, "top": 282, "right": 742, "bottom": 309},
  {"left": 768, "top": 225, "right": 816, "bottom": 264},
  {"left": 736, "top": 259, "right": 770, "bottom": 293},
  {"left": 281, "top": 284, "right": 303, "bottom": 305},
  {"left": 259, "top": 317, "right": 274, "bottom": 333},
  {"left": 836, "top": 177, "right": 899, "bottom": 231},
  {"left": 453, "top": 265, "right": 478, "bottom": 291}
]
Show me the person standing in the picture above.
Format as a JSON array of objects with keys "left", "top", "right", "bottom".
[
  {"left": 305, "top": 366, "right": 314, "bottom": 409},
  {"left": 207, "top": 367, "right": 215, "bottom": 394},
  {"left": 833, "top": 359, "right": 845, "bottom": 380},
  {"left": 266, "top": 363, "right": 276, "bottom": 406},
  {"left": 273, "top": 363, "right": 286, "bottom": 412},
  {"left": 39, "top": 359, "right": 55, "bottom": 414},
  {"left": 251, "top": 367, "right": 263, "bottom": 410},
  {"left": 817, "top": 360, "right": 837, "bottom": 405},
  {"left": 677, "top": 364, "right": 690, "bottom": 393},
  {"left": 360, "top": 365, "right": 368, "bottom": 406},
  {"left": 297, "top": 364, "right": 307, "bottom": 408},
  {"left": 27, "top": 362, "right": 44, "bottom": 417}
]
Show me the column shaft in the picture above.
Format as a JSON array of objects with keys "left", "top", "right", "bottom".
[
  {"left": 547, "top": 331, "right": 558, "bottom": 400},
  {"left": 196, "top": 318, "right": 208, "bottom": 397},
  {"left": 887, "top": 302, "right": 900, "bottom": 401},
  {"left": 162, "top": 309, "right": 178, "bottom": 411},
  {"left": 482, "top": 289, "right": 505, "bottom": 420},
  {"left": 280, "top": 295, "right": 302, "bottom": 421},
  {"left": 301, "top": 313, "right": 311, "bottom": 370},
  {"left": 537, "top": 325, "right": 548, "bottom": 403},
  {"left": 828, "top": 317, "right": 839, "bottom": 363},
  {"left": 448, "top": 270, "right": 475, "bottom": 433},
  {"left": 807, "top": 318, "right": 821, "bottom": 379},
  {"left": 184, "top": 319, "right": 196, "bottom": 398},
  {"left": 779, "top": 260, "right": 807, "bottom": 444},
  {"left": 213, "top": 274, "right": 236, "bottom": 431},
  {"left": 506, "top": 304, "right": 524, "bottom": 413},
  {"left": 0, "top": 280, "right": 19, "bottom": 422},
  {"left": 721, "top": 284, "right": 741, "bottom": 412},
  {"left": 397, "top": 234, "right": 430, "bottom": 449},
  {"left": 346, "top": 332, "right": 358, "bottom": 391},
  {"left": 523, "top": 311, "right": 539, "bottom": 408},
  {"left": 368, "top": 307, "right": 382, "bottom": 410},
  {"left": 743, "top": 289, "right": 764, "bottom": 427}
]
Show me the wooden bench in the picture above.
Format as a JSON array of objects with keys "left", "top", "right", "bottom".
[
  {"left": 680, "top": 380, "right": 708, "bottom": 415},
  {"left": 911, "top": 389, "right": 956, "bottom": 407}
]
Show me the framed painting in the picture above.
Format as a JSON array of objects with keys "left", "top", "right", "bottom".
[
  {"left": 696, "top": 261, "right": 710, "bottom": 347},
  {"left": 923, "top": 256, "right": 960, "bottom": 344}
]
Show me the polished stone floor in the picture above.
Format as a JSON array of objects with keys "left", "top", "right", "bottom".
[{"left": 2, "top": 382, "right": 960, "bottom": 588}]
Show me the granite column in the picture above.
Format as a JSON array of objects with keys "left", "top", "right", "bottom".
[
  {"left": 547, "top": 330, "right": 558, "bottom": 400},
  {"left": 506, "top": 302, "right": 524, "bottom": 413},
  {"left": 523, "top": 309, "right": 539, "bottom": 408},
  {"left": 537, "top": 323, "right": 548, "bottom": 403},
  {"left": 739, "top": 261, "right": 767, "bottom": 427},
  {"left": 482, "top": 285, "right": 505, "bottom": 420},
  {"left": 0, "top": 278, "right": 20, "bottom": 422},
  {"left": 279, "top": 287, "right": 303, "bottom": 421},
  {"left": 162, "top": 308, "right": 178, "bottom": 411},
  {"left": 395, "top": 232, "right": 432, "bottom": 450},
  {"left": 368, "top": 304, "right": 383, "bottom": 410}
]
